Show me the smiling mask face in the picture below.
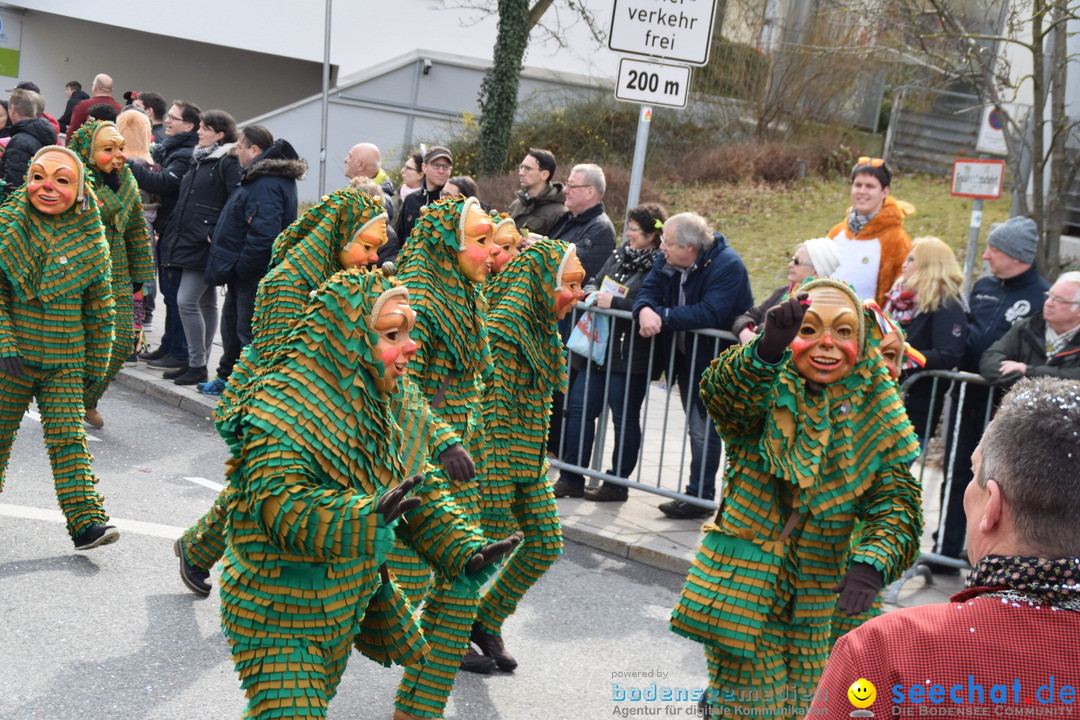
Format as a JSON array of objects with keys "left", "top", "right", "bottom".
[
  {"left": 790, "top": 286, "right": 861, "bottom": 385},
  {"left": 27, "top": 150, "right": 80, "bottom": 215}
]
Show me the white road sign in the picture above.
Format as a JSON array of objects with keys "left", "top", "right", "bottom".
[
  {"left": 615, "top": 58, "right": 691, "bottom": 108},
  {"left": 609, "top": 0, "right": 717, "bottom": 66},
  {"left": 950, "top": 159, "right": 1006, "bottom": 199}
]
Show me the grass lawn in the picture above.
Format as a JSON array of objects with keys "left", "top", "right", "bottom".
[{"left": 655, "top": 172, "right": 1013, "bottom": 300}]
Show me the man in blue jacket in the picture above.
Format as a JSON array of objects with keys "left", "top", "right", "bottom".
[
  {"left": 932, "top": 215, "right": 1048, "bottom": 572},
  {"left": 633, "top": 212, "right": 753, "bottom": 519}
]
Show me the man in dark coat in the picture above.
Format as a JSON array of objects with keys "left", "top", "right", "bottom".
[
  {"left": 633, "top": 212, "right": 753, "bottom": 519},
  {"left": 393, "top": 145, "right": 453, "bottom": 239},
  {"left": 202, "top": 127, "right": 306, "bottom": 395},
  {"left": 508, "top": 148, "right": 567, "bottom": 237},
  {"left": 57, "top": 81, "right": 90, "bottom": 136},
  {"left": 0, "top": 89, "right": 58, "bottom": 202},
  {"left": 546, "top": 163, "right": 615, "bottom": 280}
]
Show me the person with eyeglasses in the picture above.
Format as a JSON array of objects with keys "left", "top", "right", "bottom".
[
  {"left": 393, "top": 145, "right": 454, "bottom": 239},
  {"left": 827, "top": 156, "right": 914, "bottom": 306},
  {"left": 980, "top": 271, "right": 1080, "bottom": 386},
  {"left": 508, "top": 148, "right": 567, "bottom": 237},
  {"left": 932, "top": 216, "right": 1049, "bottom": 575},
  {"left": 392, "top": 151, "right": 424, "bottom": 222},
  {"left": 734, "top": 237, "right": 841, "bottom": 344}
]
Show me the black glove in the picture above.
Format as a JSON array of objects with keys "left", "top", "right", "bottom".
[
  {"left": 756, "top": 292, "right": 809, "bottom": 364},
  {"left": 0, "top": 354, "right": 25, "bottom": 379},
  {"left": 376, "top": 473, "right": 424, "bottom": 523},
  {"left": 465, "top": 531, "right": 523, "bottom": 573},
  {"left": 132, "top": 282, "right": 143, "bottom": 293},
  {"left": 439, "top": 443, "right": 475, "bottom": 483},
  {"left": 832, "top": 562, "right": 882, "bottom": 616}
]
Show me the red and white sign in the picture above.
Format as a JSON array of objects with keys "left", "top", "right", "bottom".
[{"left": 950, "top": 159, "right": 1006, "bottom": 199}]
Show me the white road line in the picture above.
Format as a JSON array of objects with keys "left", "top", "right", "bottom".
[
  {"left": 23, "top": 410, "right": 102, "bottom": 442},
  {"left": 184, "top": 476, "right": 225, "bottom": 492},
  {"left": 0, "top": 502, "right": 184, "bottom": 538}
]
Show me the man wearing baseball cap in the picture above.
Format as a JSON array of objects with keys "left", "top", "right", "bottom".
[
  {"left": 393, "top": 145, "right": 453, "bottom": 238},
  {"left": 932, "top": 216, "right": 1049, "bottom": 574}
]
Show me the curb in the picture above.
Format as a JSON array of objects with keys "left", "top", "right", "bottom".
[{"left": 114, "top": 365, "right": 219, "bottom": 421}]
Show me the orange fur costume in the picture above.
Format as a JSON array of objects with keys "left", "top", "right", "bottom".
[{"left": 828, "top": 196, "right": 914, "bottom": 306}]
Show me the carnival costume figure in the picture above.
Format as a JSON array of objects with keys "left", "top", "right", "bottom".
[
  {"left": 67, "top": 120, "right": 155, "bottom": 428},
  {"left": 669, "top": 278, "right": 922, "bottom": 713},
  {"left": 0, "top": 146, "right": 119, "bottom": 550},
  {"left": 470, "top": 238, "right": 583, "bottom": 671},
  {"left": 220, "top": 268, "right": 427, "bottom": 719},
  {"left": 393, "top": 195, "right": 504, "bottom": 719}
]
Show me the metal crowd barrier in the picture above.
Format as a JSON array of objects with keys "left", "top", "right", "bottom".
[
  {"left": 548, "top": 301, "right": 736, "bottom": 509},
  {"left": 884, "top": 369, "right": 996, "bottom": 602}
]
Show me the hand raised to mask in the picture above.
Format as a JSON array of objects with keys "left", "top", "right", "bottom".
[
  {"left": 376, "top": 473, "right": 424, "bottom": 523},
  {"left": 756, "top": 292, "right": 809, "bottom": 364}
]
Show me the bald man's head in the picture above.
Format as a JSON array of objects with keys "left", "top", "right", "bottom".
[
  {"left": 344, "top": 142, "right": 381, "bottom": 180},
  {"left": 93, "top": 74, "right": 114, "bottom": 96}
]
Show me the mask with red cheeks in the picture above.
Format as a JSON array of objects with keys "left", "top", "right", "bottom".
[
  {"left": 369, "top": 289, "right": 418, "bottom": 393},
  {"left": 554, "top": 249, "right": 586, "bottom": 319},
  {"left": 456, "top": 199, "right": 495, "bottom": 283},
  {"left": 340, "top": 213, "right": 388, "bottom": 269},
  {"left": 790, "top": 286, "right": 862, "bottom": 385},
  {"left": 489, "top": 219, "right": 522, "bottom": 274},
  {"left": 91, "top": 125, "right": 126, "bottom": 174},
  {"left": 27, "top": 150, "right": 80, "bottom": 215},
  {"left": 877, "top": 330, "right": 904, "bottom": 380}
]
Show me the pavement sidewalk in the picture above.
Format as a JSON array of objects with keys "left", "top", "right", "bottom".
[{"left": 115, "top": 305, "right": 966, "bottom": 613}]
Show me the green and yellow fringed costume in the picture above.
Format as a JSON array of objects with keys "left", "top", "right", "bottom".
[
  {"left": 220, "top": 268, "right": 423, "bottom": 719},
  {"left": 474, "top": 238, "right": 571, "bottom": 639},
  {"left": 394, "top": 196, "right": 493, "bottom": 719},
  {"left": 0, "top": 146, "right": 117, "bottom": 539},
  {"left": 67, "top": 121, "right": 155, "bottom": 413},
  {"left": 180, "top": 189, "right": 483, "bottom": 608},
  {"left": 669, "top": 278, "right": 922, "bottom": 713}
]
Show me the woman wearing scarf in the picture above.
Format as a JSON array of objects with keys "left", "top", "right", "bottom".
[
  {"left": 554, "top": 203, "right": 666, "bottom": 502},
  {"left": 67, "top": 120, "right": 156, "bottom": 428},
  {"left": 884, "top": 236, "right": 969, "bottom": 446}
]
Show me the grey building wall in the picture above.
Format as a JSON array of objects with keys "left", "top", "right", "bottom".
[{"left": 4, "top": 8, "right": 325, "bottom": 127}]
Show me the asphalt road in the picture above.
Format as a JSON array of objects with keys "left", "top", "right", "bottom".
[{"left": 0, "top": 385, "right": 710, "bottom": 720}]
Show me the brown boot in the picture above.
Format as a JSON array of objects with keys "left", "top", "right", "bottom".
[
  {"left": 84, "top": 408, "right": 104, "bottom": 429},
  {"left": 393, "top": 708, "right": 440, "bottom": 720},
  {"left": 471, "top": 623, "right": 518, "bottom": 671}
]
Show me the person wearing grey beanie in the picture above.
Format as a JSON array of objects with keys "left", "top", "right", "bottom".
[{"left": 986, "top": 216, "right": 1038, "bottom": 265}]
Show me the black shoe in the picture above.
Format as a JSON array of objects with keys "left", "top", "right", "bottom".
[
  {"left": 138, "top": 346, "right": 167, "bottom": 362},
  {"left": 551, "top": 479, "right": 584, "bottom": 498},
  {"left": 459, "top": 647, "right": 497, "bottom": 674},
  {"left": 162, "top": 365, "right": 187, "bottom": 380},
  {"left": 173, "top": 539, "right": 212, "bottom": 597},
  {"left": 584, "top": 482, "right": 628, "bottom": 502},
  {"left": 471, "top": 623, "right": 517, "bottom": 671},
  {"left": 73, "top": 523, "right": 120, "bottom": 550},
  {"left": 658, "top": 499, "right": 713, "bottom": 520},
  {"left": 125, "top": 352, "right": 138, "bottom": 366},
  {"left": 147, "top": 354, "right": 186, "bottom": 369},
  {"left": 172, "top": 365, "right": 209, "bottom": 386}
]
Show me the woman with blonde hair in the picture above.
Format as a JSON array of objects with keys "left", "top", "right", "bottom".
[{"left": 884, "top": 236, "right": 969, "bottom": 444}]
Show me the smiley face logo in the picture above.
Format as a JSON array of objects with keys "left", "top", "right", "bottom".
[{"left": 848, "top": 678, "right": 877, "bottom": 709}]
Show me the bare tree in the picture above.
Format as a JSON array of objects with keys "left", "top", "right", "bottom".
[{"left": 888, "top": 0, "right": 1080, "bottom": 277}]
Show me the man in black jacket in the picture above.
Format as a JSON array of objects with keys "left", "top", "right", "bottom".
[
  {"left": 393, "top": 145, "right": 452, "bottom": 239},
  {"left": 129, "top": 100, "right": 201, "bottom": 370},
  {"left": 58, "top": 81, "right": 90, "bottom": 136},
  {"left": 0, "top": 89, "right": 57, "bottom": 202}
]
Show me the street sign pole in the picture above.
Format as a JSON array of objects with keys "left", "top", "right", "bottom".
[
  {"left": 626, "top": 105, "right": 652, "bottom": 211},
  {"left": 950, "top": 158, "right": 1006, "bottom": 294},
  {"left": 964, "top": 199, "right": 984, "bottom": 296}
]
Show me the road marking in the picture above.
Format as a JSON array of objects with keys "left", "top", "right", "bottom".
[
  {"left": 24, "top": 409, "right": 102, "bottom": 442},
  {"left": 184, "top": 476, "right": 225, "bottom": 492},
  {"left": 0, "top": 502, "right": 184, "bottom": 538}
]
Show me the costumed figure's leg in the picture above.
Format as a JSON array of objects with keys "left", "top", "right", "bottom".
[
  {"left": 394, "top": 472, "right": 489, "bottom": 718},
  {"left": 36, "top": 365, "right": 110, "bottom": 536},
  {"left": 0, "top": 371, "right": 36, "bottom": 494},
  {"left": 179, "top": 484, "right": 234, "bottom": 571},
  {"left": 229, "top": 634, "right": 353, "bottom": 719},
  {"left": 475, "top": 476, "right": 562, "bottom": 636},
  {"left": 84, "top": 289, "right": 135, "bottom": 411}
]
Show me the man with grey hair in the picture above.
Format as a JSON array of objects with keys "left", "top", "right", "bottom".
[
  {"left": 343, "top": 142, "right": 395, "bottom": 213},
  {"left": 67, "top": 73, "right": 123, "bottom": 135},
  {"left": 811, "top": 376, "right": 1080, "bottom": 716},
  {"left": 631, "top": 212, "right": 753, "bottom": 518},
  {"left": 980, "top": 270, "right": 1080, "bottom": 384},
  {"left": 0, "top": 88, "right": 57, "bottom": 202},
  {"left": 546, "top": 163, "right": 615, "bottom": 280}
]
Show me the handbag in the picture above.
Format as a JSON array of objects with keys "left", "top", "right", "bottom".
[{"left": 565, "top": 295, "right": 609, "bottom": 365}]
